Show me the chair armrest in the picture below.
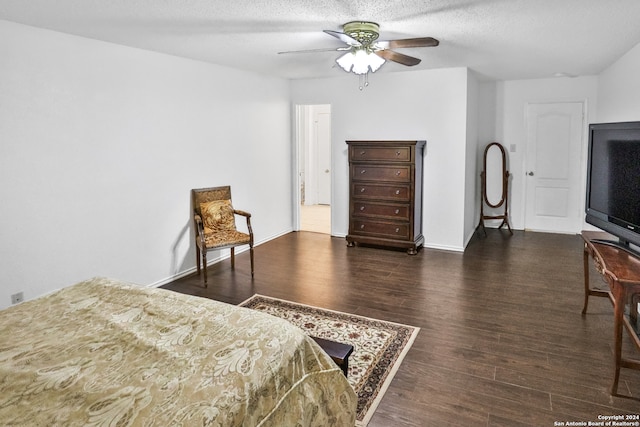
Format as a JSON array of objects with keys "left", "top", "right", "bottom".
[
  {"left": 234, "top": 209, "right": 254, "bottom": 241},
  {"left": 233, "top": 209, "right": 251, "bottom": 218},
  {"left": 194, "top": 213, "right": 204, "bottom": 228}
]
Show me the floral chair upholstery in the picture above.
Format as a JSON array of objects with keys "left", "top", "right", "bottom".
[{"left": 192, "top": 186, "right": 254, "bottom": 286}]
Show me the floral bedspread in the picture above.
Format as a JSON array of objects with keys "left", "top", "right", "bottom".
[{"left": 0, "top": 277, "right": 356, "bottom": 426}]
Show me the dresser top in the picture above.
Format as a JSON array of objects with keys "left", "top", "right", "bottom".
[{"left": 346, "top": 140, "right": 426, "bottom": 147}]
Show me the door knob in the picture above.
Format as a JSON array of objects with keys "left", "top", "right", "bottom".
[
  {"left": 527, "top": 171, "right": 534, "bottom": 176},
  {"left": 325, "top": 169, "right": 330, "bottom": 173}
]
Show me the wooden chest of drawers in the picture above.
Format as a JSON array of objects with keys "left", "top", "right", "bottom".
[{"left": 346, "top": 140, "right": 425, "bottom": 254}]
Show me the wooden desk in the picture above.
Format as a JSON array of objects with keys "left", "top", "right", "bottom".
[{"left": 581, "top": 231, "right": 640, "bottom": 394}]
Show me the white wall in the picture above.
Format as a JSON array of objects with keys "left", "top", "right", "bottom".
[
  {"left": 290, "top": 67, "right": 471, "bottom": 252},
  {"left": 598, "top": 42, "right": 640, "bottom": 122},
  {"left": 584, "top": 41, "right": 640, "bottom": 235},
  {"left": 477, "top": 82, "right": 499, "bottom": 148},
  {"left": 0, "top": 20, "right": 292, "bottom": 309},
  {"left": 464, "top": 71, "right": 480, "bottom": 246},
  {"left": 490, "top": 76, "right": 599, "bottom": 230}
]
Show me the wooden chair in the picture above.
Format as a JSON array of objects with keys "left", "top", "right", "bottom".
[{"left": 192, "top": 186, "right": 254, "bottom": 286}]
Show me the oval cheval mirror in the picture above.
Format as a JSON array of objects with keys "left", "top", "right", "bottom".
[{"left": 477, "top": 142, "right": 513, "bottom": 236}]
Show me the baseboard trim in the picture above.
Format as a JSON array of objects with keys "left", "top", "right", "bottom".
[
  {"left": 147, "top": 229, "right": 292, "bottom": 288},
  {"left": 423, "top": 243, "right": 465, "bottom": 253}
]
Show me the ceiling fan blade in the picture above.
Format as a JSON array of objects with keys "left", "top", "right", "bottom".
[
  {"left": 278, "top": 47, "right": 350, "bottom": 54},
  {"left": 323, "top": 29, "right": 361, "bottom": 46},
  {"left": 377, "top": 37, "right": 439, "bottom": 49},
  {"left": 375, "top": 50, "right": 422, "bottom": 66}
]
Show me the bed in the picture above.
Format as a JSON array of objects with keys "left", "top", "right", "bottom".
[{"left": 0, "top": 277, "right": 356, "bottom": 426}]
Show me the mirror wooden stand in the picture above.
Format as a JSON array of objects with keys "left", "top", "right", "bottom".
[{"left": 477, "top": 142, "right": 512, "bottom": 236}]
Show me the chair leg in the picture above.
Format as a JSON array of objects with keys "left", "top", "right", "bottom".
[
  {"left": 250, "top": 245, "right": 254, "bottom": 277},
  {"left": 202, "top": 251, "right": 208, "bottom": 287},
  {"left": 231, "top": 247, "right": 235, "bottom": 269},
  {"left": 195, "top": 246, "right": 201, "bottom": 275}
]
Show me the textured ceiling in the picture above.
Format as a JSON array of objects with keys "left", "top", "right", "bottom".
[{"left": 1, "top": 0, "right": 640, "bottom": 81}]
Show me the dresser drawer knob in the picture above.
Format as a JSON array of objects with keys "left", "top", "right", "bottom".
[
  {"left": 395, "top": 190, "right": 400, "bottom": 195},
  {"left": 360, "top": 187, "right": 366, "bottom": 193},
  {"left": 360, "top": 224, "right": 365, "bottom": 229},
  {"left": 360, "top": 169, "right": 367, "bottom": 174},
  {"left": 395, "top": 228, "right": 400, "bottom": 233},
  {"left": 360, "top": 151, "right": 366, "bottom": 156},
  {"left": 360, "top": 206, "right": 365, "bottom": 211},
  {"left": 396, "top": 151, "right": 401, "bottom": 156},
  {"left": 395, "top": 209, "right": 400, "bottom": 214},
  {"left": 395, "top": 170, "right": 401, "bottom": 176}
]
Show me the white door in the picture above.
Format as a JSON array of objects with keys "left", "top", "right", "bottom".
[
  {"left": 524, "top": 102, "right": 584, "bottom": 233},
  {"left": 314, "top": 106, "right": 331, "bottom": 205}
]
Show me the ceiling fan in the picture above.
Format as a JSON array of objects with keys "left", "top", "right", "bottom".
[{"left": 279, "top": 21, "right": 439, "bottom": 88}]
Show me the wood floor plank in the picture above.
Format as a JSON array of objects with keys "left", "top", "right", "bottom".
[{"left": 162, "top": 230, "right": 640, "bottom": 425}]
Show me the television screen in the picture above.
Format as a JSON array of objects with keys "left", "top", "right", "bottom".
[{"left": 586, "top": 121, "right": 640, "bottom": 251}]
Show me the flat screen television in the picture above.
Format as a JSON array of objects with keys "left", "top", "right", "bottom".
[{"left": 585, "top": 121, "right": 640, "bottom": 254}]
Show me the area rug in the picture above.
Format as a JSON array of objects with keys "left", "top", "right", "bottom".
[{"left": 239, "top": 294, "right": 419, "bottom": 426}]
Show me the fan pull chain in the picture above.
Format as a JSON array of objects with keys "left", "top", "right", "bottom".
[{"left": 358, "top": 73, "right": 370, "bottom": 91}]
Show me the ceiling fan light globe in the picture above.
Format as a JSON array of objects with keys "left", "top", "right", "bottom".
[
  {"left": 338, "top": 49, "right": 386, "bottom": 75},
  {"left": 336, "top": 52, "right": 355, "bottom": 73},
  {"left": 368, "top": 52, "right": 385, "bottom": 72},
  {"left": 352, "top": 50, "right": 370, "bottom": 74}
]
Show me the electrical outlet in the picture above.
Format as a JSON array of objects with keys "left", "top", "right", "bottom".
[{"left": 11, "top": 292, "right": 24, "bottom": 305}]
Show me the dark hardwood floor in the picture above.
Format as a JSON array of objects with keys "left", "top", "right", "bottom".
[{"left": 162, "top": 230, "right": 640, "bottom": 426}]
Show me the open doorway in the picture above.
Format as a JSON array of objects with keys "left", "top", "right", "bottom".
[{"left": 295, "top": 104, "right": 331, "bottom": 234}]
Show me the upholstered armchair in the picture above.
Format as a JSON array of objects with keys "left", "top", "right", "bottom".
[{"left": 191, "top": 186, "right": 254, "bottom": 286}]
